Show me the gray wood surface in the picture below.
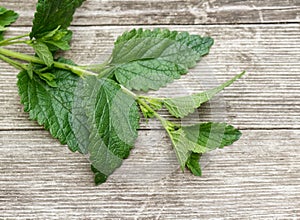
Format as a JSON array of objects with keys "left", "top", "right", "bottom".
[
  {"left": 0, "top": 0, "right": 300, "bottom": 219},
  {"left": 1, "top": 0, "right": 300, "bottom": 25}
]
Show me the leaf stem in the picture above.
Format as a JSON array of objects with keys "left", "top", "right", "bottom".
[
  {"left": 79, "top": 59, "right": 114, "bottom": 79},
  {"left": 119, "top": 84, "right": 173, "bottom": 129},
  {"left": 78, "top": 59, "right": 110, "bottom": 72},
  {"left": 0, "top": 33, "right": 30, "bottom": 45},
  {"left": 138, "top": 95, "right": 165, "bottom": 101},
  {"left": 137, "top": 98, "right": 171, "bottom": 129},
  {"left": 0, "top": 47, "right": 97, "bottom": 77},
  {"left": 0, "top": 54, "right": 27, "bottom": 71},
  {"left": 0, "top": 40, "right": 32, "bottom": 46},
  {"left": 120, "top": 85, "right": 138, "bottom": 100}
]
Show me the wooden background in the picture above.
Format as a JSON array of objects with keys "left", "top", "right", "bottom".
[{"left": 1, "top": 0, "right": 300, "bottom": 219}]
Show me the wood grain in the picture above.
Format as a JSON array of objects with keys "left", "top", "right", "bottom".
[
  {"left": 0, "top": 0, "right": 299, "bottom": 26},
  {"left": 1, "top": 0, "right": 300, "bottom": 219},
  {"left": 1, "top": 129, "right": 299, "bottom": 219}
]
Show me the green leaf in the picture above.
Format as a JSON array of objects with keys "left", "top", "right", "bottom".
[
  {"left": 163, "top": 71, "right": 245, "bottom": 118},
  {"left": 17, "top": 61, "right": 241, "bottom": 183},
  {"left": 26, "top": 63, "right": 34, "bottom": 79},
  {"left": 148, "top": 98, "right": 163, "bottom": 110},
  {"left": 37, "top": 72, "right": 58, "bottom": 87},
  {"left": 0, "top": 7, "right": 19, "bottom": 26},
  {"left": 32, "top": 41, "right": 54, "bottom": 67},
  {"left": 139, "top": 97, "right": 163, "bottom": 120},
  {"left": 110, "top": 28, "right": 214, "bottom": 91},
  {"left": 72, "top": 76, "right": 140, "bottom": 177},
  {"left": 168, "top": 122, "right": 241, "bottom": 171},
  {"left": 0, "top": 7, "right": 19, "bottom": 40},
  {"left": 0, "top": 25, "right": 6, "bottom": 31},
  {"left": 140, "top": 105, "right": 155, "bottom": 119},
  {"left": 0, "top": 7, "right": 6, "bottom": 15},
  {"left": 168, "top": 128, "right": 201, "bottom": 170},
  {"left": 186, "top": 153, "right": 202, "bottom": 176},
  {"left": 29, "top": 63, "right": 58, "bottom": 87},
  {"left": 182, "top": 122, "right": 242, "bottom": 151},
  {"left": 91, "top": 165, "right": 108, "bottom": 185},
  {"left": 40, "top": 28, "right": 73, "bottom": 51},
  {"left": 30, "top": 0, "right": 85, "bottom": 39},
  {"left": 17, "top": 58, "right": 80, "bottom": 152},
  {"left": 113, "top": 60, "right": 186, "bottom": 91}
]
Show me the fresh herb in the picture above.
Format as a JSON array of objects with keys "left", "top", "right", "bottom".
[
  {"left": 0, "top": 2, "right": 245, "bottom": 185},
  {"left": 0, "top": 6, "right": 19, "bottom": 40}
]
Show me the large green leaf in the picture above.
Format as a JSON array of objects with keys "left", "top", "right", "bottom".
[
  {"left": 168, "top": 122, "right": 241, "bottom": 171},
  {"left": 72, "top": 76, "right": 140, "bottom": 178},
  {"left": 30, "top": 0, "right": 85, "bottom": 39},
  {"left": 110, "top": 28, "right": 214, "bottom": 91},
  {"left": 17, "top": 58, "right": 80, "bottom": 152},
  {"left": 18, "top": 58, "right": 140, "bottom": 183}
]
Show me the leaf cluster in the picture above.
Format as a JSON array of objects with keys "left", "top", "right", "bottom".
[{"left": 0, "top": 2, "right": 245, "bottom": 185}]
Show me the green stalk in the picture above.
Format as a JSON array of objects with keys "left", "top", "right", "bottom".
[
  {"left": 0, "top": 47, "right": 97, "bottom": 77},
  {"left": 0, "top": 33, "right": 30, "bottom": 45},
  {"left": 137, "top": 98, "right": 171, "bottom": 129},
  {"left": 0, "top": 54, "right": 27, "bottom": 70},
  {"left": 119, "top": 84, "right": 169, "bottom": 128},
  {"left": 79, "top": 60, "right": 110, "bottom": 73},
  {"left": 120, "top": 84, "right": 179, "bottom": 131},
  {"left": 0, "top": 40, "right": 32, "bottom": 46},
  {"left": 120, "top": 85, "right": 138, "bottom": 100}
]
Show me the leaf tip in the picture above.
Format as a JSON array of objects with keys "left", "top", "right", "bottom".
[{"left": 91, "top": 165, "right": 108, "bottom": 186}]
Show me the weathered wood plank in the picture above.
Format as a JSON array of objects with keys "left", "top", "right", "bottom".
[
  {"left": 1, "top": 1, "right": 299, "bottom": 219},
  {"left": 1, "top": 25, "right": 300, "bottom": 130},
  {"left": 1, "top": 0, "right": 299, "bottom": 26},
  {"left": 0, "top": 129, "right": 299, "bottom": 219}
]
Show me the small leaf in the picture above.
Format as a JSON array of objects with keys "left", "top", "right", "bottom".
[
  {"left": 186, "top": 153, "right": 202, "bottom": 176},
  {"left": 32, "top": 41, "right": 54, "bottom": 67},
  {"left": 182, "top": 122, "right": 242, "bottom": 151},
  {"left": 140, "top": 105, "right": 154, "bottom": 119},
  {"left": 0, "top": 7, "right": 6, "bottom": 15},
  {"left": 41, "top": 29, "right": 73, "bottom": 51},
  {"left": 39, "top": 72, "right": 55, "bottom": 81},
  {"left": 0, "top": 7, "right": 19, "bottom": 26},
  {"left": 168, "top": 128, "right": 205, "bottom": 170},
  {"left": 38, "top": 73, "right": 58, "bottom": 88},
  {"left": 91, "top": 165, "right": 108, "bottom": 185},
  {"left": 30, "top": 0, "right": 85, "bottom": 39},
  {"left": 44, "top": 79, "right": 58, "bottom": 88},
  {"left": 168, "top": 122, "right": 241, "bottom": 171},
  {"left": 163, "top": 71, "right": 245, "bottom": 118},
  {"left": 0, "top": 25, "right": 6, "bottom": 31},
  {"left": 148, "top": 98, "right": 163, "bottom": 110},
  {"left": 0, "top": 7, "right": 19, "bottom": 40},
  {"left": 110, "top": 28, "right": 214, "bottom": 91},
  {"left": 39, "top": 26, "right": 61, "bottom": 39}
]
